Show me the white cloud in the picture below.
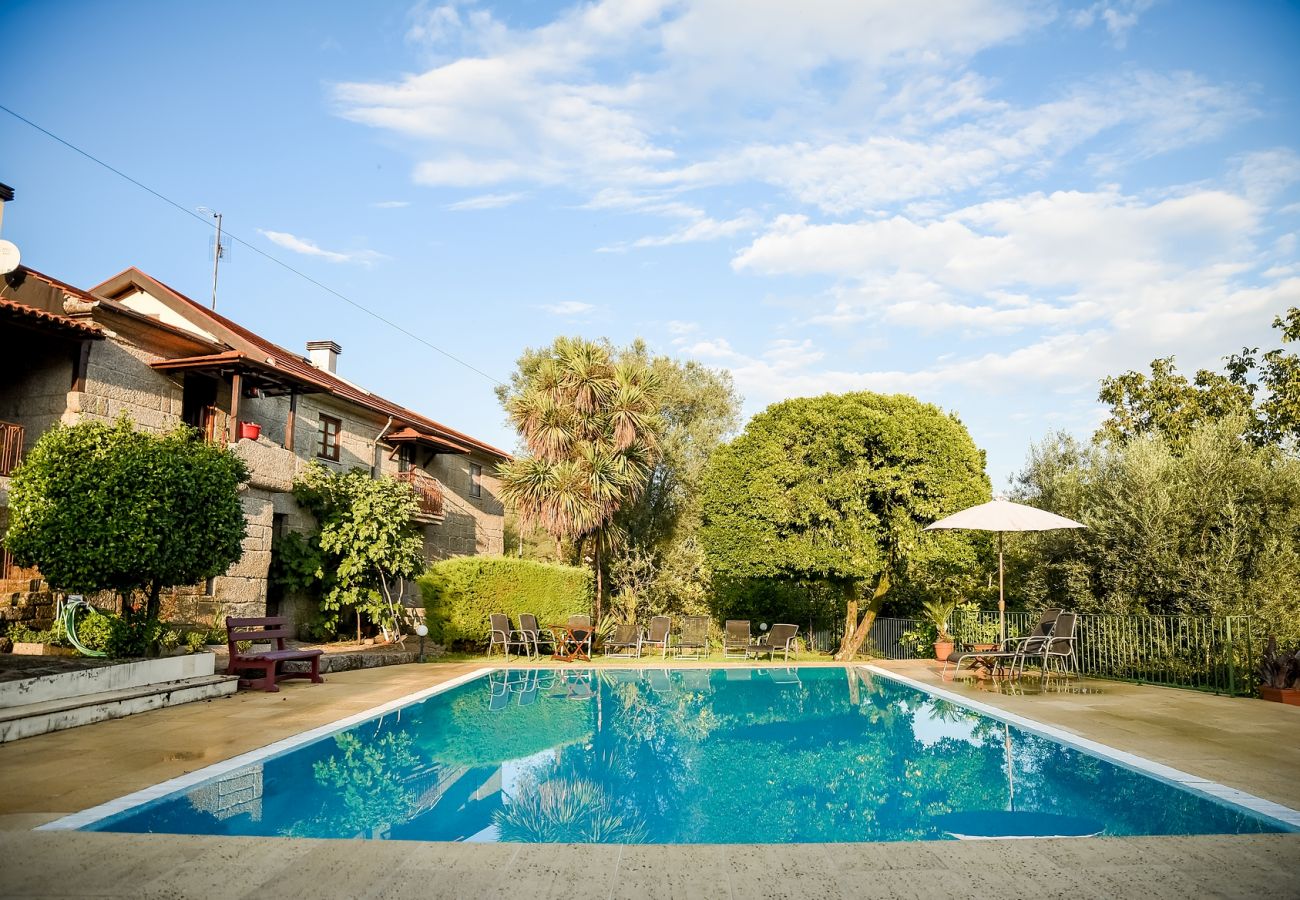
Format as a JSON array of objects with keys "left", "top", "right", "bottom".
[
  {"left": 257, "top": 229, "right": 387, "bottom": 265},
  {"left": 540, "top": 300, "right": 596, "bottom": 316},
  {"left": 446, "top": 192, "right": 527, "bottom": 210},
  {"left": 600, "top": 212, "right": 763, "bottom": 251},
  {"left": 1232, "top": 148, "right": 1300, "bottom": 205},
  {"left": 370, "top": 200, "right": 411, "bottom": 208},
  {"left": 334, "top": 2, "right": 1247, "bottom": 220},
  {"left": 1070, "top": 1, "right": 1155, "bottom": 47},
  {"left": 734, "top": 188, "right": 1258, "bottom": 300}
]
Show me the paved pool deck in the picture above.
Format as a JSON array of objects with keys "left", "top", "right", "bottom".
[{"left": 0, "top": 659, "right": 1297, "bottom": 898}]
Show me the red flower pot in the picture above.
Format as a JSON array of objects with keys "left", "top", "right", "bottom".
[
  {"left": 1259, "top": 686, "right": 1300, "bottom": 705},
  {"left": 238, "top": 421, "right": 262, "bottom": 441}
]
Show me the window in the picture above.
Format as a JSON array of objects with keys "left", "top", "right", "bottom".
[
  {"left": 317, "top": 414, "right": 341, "bottom": 461},
  {"left": 398, "top": 444, "right": 413, "bottom": 473},
  {"left": 470, "top": 462, "right": 482, "bottom": 498}
]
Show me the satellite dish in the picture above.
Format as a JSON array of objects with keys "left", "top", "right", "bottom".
[{"left": 0, "top": 240, "right": 19, "bottom": 276}]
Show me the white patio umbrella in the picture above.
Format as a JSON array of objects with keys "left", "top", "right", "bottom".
[{"left": 925, "top": 497, "right": 1085, "bottom": 644}]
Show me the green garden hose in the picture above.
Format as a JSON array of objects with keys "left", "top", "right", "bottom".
[{"left": 61, "top": 595, "right": 108, "bottom": 657}]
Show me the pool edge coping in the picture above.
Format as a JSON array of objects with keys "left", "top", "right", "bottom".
[
  {"left": 863, "top": 664, "right": 1300, "bottom": 831},
  {"left": 34, "top": 666, "right": 495, "bottom": 832}
]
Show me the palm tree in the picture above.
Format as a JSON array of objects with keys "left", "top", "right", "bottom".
[{"left": 498, "top": 338, "right": 661, "bottom": 621}]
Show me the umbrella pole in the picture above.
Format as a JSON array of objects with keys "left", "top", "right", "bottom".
[{"left": 998, "top": 532, "right": 1006, "bottom": 645}]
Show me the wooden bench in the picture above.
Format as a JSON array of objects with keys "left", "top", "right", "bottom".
[{"left": 225, "top": 616, "right": 324, "bottom": 692}]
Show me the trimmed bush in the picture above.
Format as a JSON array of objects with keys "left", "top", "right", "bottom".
[{"left": 419, "top": 557, "right": 593, "bottom": 646}]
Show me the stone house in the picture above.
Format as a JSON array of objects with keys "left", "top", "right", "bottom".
[{"left": 0, "top": 263, "right": 509, "bottom": 632}]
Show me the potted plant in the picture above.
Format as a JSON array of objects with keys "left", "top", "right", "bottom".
[
  {"left": 922, "top": 598, "right": 959, "bottom": 661},
  {"left": 1257, "top": 636, "right": 1300, "bottom": 705}
]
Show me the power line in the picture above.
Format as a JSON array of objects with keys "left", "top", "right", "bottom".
[{"left": 0, "top": 102, "right": 505, "bottom": 387}]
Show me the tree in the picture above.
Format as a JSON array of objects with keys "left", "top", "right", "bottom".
[
  {"left": 496, "top": 337, "right": 662, "bottom": 621},
  {"left": 611, "top": 345, "right": 741, "bottom": 621},
  {"left": 1097, "top": 357, "right": 1253, "bottom": 447},
  {"left": 4, "top": 417, "right": 248, "bottom": 623},
  {"left": 1011, "top": 417, "right": 1300, "bottom": 646},
  {"left": 1098, "top": 306, "right": 1300, "bottom": 450},
  {"left": 292, "top": 463, "right": 426, "bottom": 638},
  {"left": 614, "top": 346, "right": 740, "bottom": 554},
  {"left": 699, "top": 392, "right": 989, "bottom": 660},
  {"left": 1227, "top": 307, "right": 1300, "bottom": 448}
]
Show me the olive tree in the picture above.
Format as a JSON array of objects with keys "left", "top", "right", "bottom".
[
  {"left": 700, "top": 392, "right": 989, "bottom": 659},
  {"left": 5, "top": 417, "right": 248, "bottom": 622}
]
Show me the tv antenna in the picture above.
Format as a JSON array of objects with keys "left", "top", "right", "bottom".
[{"left": 196, "top": 206, "right": 227, "bottom": 309}]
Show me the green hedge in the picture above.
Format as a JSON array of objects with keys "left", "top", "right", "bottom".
[{"left": 418, "top": 557, "right": 593, "bottom": 646}]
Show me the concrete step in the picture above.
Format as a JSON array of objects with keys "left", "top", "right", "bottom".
[{"left": 0, "top": 674, "right": 238, "bottom": 743}]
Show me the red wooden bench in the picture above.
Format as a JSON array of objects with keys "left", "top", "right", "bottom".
[{"left": 225, "top": 616, "right": 324, "bottom": 692}]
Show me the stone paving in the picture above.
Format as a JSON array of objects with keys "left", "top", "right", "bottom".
[{"left": 0, "top": 659, "right": 1296, "bottom": 898}]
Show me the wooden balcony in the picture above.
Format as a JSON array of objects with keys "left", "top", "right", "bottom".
[
  {"left": 0, "top": 420, "right": 23, "bottom": 477},
  {"left": 395, "top": 469, "right": 445, "bottom": 521}
]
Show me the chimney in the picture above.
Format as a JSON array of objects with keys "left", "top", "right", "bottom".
[{"left": 306, "top": 340, "right": 342, "bottom": 373}]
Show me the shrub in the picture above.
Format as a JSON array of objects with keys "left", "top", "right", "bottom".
[{"left": 419, "top": 557, "right": 593, "bottom": 646}]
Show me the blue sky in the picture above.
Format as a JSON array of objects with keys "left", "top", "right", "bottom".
[{"left": 3, "top": 0, "right": 1298, "bottom": 486}]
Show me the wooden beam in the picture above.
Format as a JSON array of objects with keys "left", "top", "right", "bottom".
[
  {"left": 229, "top": 372, "right": 242, "bottom": 444},
  {"left": 285, "top": 391, "right": 297, "bottom": 451},
  {"left": 71, "top": 340, "right": 92, "bottom": 391}
]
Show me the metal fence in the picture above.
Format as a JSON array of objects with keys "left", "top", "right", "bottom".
[{"left": 856, "top": 610, "right": 1257, "bottom": 696}]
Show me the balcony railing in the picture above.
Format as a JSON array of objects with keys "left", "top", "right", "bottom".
[
  {"left": 0, "top": 420, "right": 24, "bottom": 477},
  {"left": 395, "top": 469, "right": 445, "bottom": 520}
]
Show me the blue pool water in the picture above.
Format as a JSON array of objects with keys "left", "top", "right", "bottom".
[{"left": 87, "top": 667, "right": 1291, "bottom": 843}]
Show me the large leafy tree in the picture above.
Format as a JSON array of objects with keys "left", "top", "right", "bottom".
[
  {"left": 292, "top": 463, "right": 426, "bottom": 638},
  {"left": 5, "top": 417, "right": 248, "bottom": 622},
  {"left": 496, "top": 337, "right": 662, "bottom": 620},
  {"left": 699, "top": 392, "right": 989, "bottom": 660}
]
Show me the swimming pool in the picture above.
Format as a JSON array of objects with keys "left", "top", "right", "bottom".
[{"left": 49, "top": 666, "right": 1298, "bottom": 843}]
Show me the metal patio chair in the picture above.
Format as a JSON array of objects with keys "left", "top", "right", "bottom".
[
  {"left": 674, "top": 615, "right": 710, "bottom": 659},
  {"left": 487, "top": 613, "right": 533, "bottom": 660},
  {"left": 747, "top": 623, "right": 799, "bottom": 662},
  {"left": 1017, "top": 612, "right": 1078, "bottom": 678},
  {"left": 723, "top": 620, "right": 751, "bottom": 658},
  {"left": 518, "top": 613, "right": 554, "bottom": 657},
  {"left": 943, "top": 608, "right": 1063, "bottom": 678},
  {"left": 603, "top": 623, "right": 643, "bottom": 658},
  {"left": 642, "top": 615, "right": 672, "bottom": 657}
]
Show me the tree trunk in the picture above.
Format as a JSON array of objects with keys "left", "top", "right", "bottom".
[
  {"left": 593, "top": 534, "right": 603, "bottom": 624},
  {"left": 145, "top": 581, "right": 163, "bottom": 622},
  {"left": 833, "top": 571, "right": 892, "bottom": 661},
  {"left": 835, "top": 580, "right": 859, "bottom": 660}
]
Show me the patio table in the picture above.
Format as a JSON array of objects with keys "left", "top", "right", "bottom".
[{"left": 549, "top": 624, "right": 592, "bottom": 662}]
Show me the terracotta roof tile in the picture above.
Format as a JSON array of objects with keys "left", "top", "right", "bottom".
[
  {"left": 99, "top": 267, "right": 510, "bottom": 461},
  {"left": 0, "top": 295, "right": 103, "bottom": 339}
]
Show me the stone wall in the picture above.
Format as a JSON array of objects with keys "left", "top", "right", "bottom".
[
  {"left": 66, "top": 334, "right": 187, "bottom": 434},
  {"left": 423, "top": 450, "right": 505, "bottom": 559},
  {"left": 0, "top": 348, "right": 71, "bottom": 456},
  {"left": 210, "top": 487, "right": 275, "bottom": 620},
  {"left": 0, "top": 589, "right": 55, "bottom": 631}
]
